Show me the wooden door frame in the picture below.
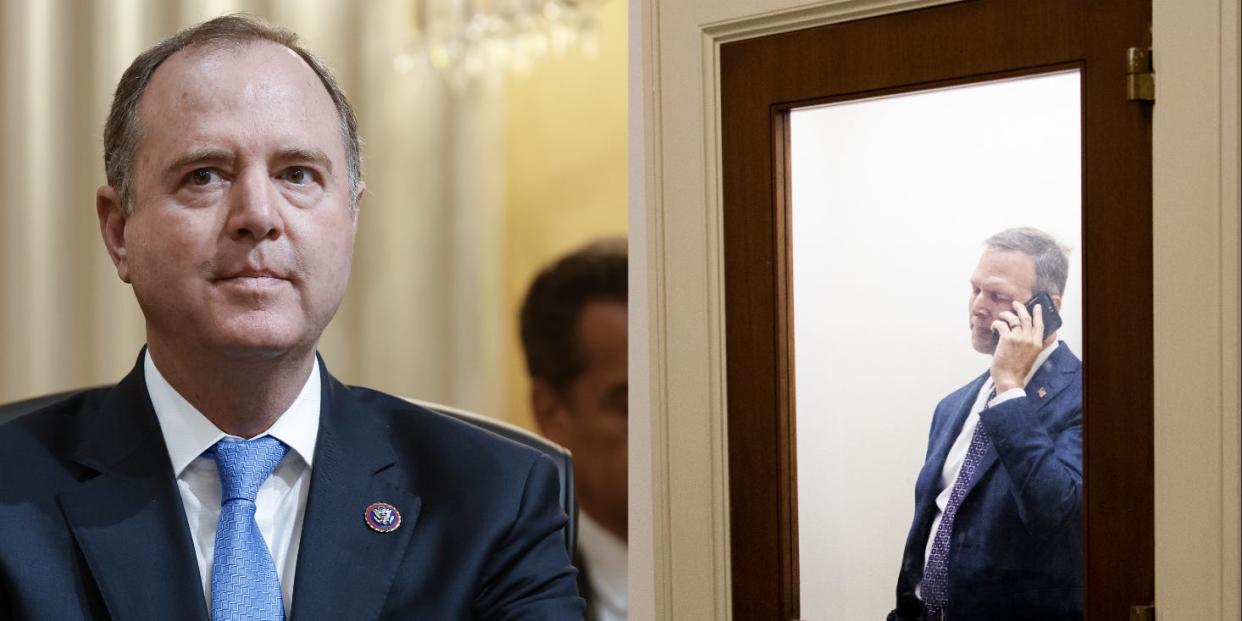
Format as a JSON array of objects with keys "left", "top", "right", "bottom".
[
  {"left": 721, "top": 2, "right": 1151, "bottom": 618},
  {"left": 632, "top": 0, "right": 1240, "bottom": 618}
]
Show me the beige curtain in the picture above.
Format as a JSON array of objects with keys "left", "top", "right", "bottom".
[{"left": 0, "top": 0, "right": 510, "bottom": 420}]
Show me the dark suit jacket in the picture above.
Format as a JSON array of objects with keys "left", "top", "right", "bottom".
[
  {"left": 890, "top": 343, "right": 1083, "bottom": 621},
  {"left": 0, "top": 354, "right": 584, "bottom": 620}
]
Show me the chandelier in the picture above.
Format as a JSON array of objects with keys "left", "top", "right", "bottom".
[{"left": 398, "top": 0, "right": 603, "bottom": 85}]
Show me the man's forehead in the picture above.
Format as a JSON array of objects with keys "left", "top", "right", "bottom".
[
  {"left": 134, "top": 39, "right": 344, "bottom": 162},
  {"left": 576, "top": 300, "right": 628, "bottom": 366},
  {"left": 146, "top": 40, "right": 321, "bottom": 104},
  {"left": 159, "top": 39, "right": 309, "bottom": 75}
]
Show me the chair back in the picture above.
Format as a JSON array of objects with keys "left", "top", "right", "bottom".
[{"left": 399, "top": 396, "right": 577, "bottom": 556}]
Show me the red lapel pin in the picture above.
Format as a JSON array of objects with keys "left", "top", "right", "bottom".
[{"left": 1037, "top": 387, "right": 1048, "bottom": 399}]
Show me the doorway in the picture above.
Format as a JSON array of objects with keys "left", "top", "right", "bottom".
[{"left": 720, "top": 1, "right": 1152, "bottom": 618}]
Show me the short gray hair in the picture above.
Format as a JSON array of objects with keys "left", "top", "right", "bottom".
[
  {"left": 984, "top": 227, "right": 1071, "bottom": 297},
  {"left": 103, "top": 14, "right": 362, "bottom": 213}
]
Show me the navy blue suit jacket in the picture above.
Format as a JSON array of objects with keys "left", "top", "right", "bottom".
[
  {"left": 890, "top": 343, "right": 1083, "bottom": 621},
  {"left": 0, "top": 354, "right": 584, "bottom": 620}
]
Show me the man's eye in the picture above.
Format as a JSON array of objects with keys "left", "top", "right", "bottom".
[
  {"left": 188, "top": 168, "right": 218, "bottom": 186},
  {"left": 282, "top": 167, "right": 314, "bottom": 185}
]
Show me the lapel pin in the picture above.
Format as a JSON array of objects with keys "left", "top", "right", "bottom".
[
  {"left": 364, "top": 502, "right": 401, "bottom": 533},
  {"left": 1037, "top": 387, "right": 1048, "bottom": 399}
]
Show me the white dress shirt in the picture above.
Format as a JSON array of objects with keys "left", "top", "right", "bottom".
[
  {"left": 922, "top": 341, "right": 1060, "bottom": 575},
  {"left": 577, "top": 513, "right": 628, "bottom": 621},
  {"left": 145, "top": 352, "right": 320, "bottom": 615}
]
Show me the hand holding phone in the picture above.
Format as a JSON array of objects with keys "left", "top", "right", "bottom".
[
  {"left": 991, "top": 290, "right": 1063, "bottom": 346},
  {"left": 990, "top": 291, "right": 1063, "bottom": 393}
]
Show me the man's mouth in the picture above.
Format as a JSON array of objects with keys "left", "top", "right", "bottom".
[{"left": 214, "top": 268, "right": 290, "bottom": 288}]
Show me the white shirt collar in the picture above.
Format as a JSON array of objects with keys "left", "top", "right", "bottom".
[
  {"left": 1024, "top": 340, "right": 1061, "bottom": 385},
  {"left": 577, "top": 512, "right": 628, "bottom": 613},
  {"left": 144, "top": 350, "right": 321, "bottom": 476}
]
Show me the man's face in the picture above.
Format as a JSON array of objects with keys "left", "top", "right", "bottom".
[
  {"left": 968, "top": 249, "right": 1039, "bottom": 354},
  {"left": 98, "top": 42, "right": 357, "bottom": 361},
  {"left": 534, "top": 300, "right": 628, "bottom": 539}
]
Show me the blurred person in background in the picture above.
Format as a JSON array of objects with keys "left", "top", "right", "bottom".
[{"left": 521, "top": 238, "right": 628, "bottom": 621}]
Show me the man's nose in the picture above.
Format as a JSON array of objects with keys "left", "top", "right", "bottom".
[
  {"left": 227, "top": 169, "right": 282, "bottom": 241},
  {"left": 969, "top": 293, "right": 988, "bottom": 316}
]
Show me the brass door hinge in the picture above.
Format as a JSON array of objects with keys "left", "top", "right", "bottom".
[
  {"left": 1127, "top": 47, "right": 1155, "bottom": 102},
  {"left": 1130, "top": 603, "right": 1156, "bottom": 621}
]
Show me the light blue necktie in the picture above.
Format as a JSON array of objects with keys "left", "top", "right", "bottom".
[
  {"left": 920, "top": 386, "right": 997, "bottom": 613},
  {"left": 208, "top": 436, "right": 289, "bottom": 621}
]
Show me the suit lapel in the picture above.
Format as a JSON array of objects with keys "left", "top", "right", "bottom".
[
  {"left": 290, "top": 364, "right": 421, "bottom": 621},
  {"left": 57, "top": 355, "right": 209, "bottom": 621},
  {"left": 958, "top": 444, "right": 1001, "bottom": 503},
  {"left": 1019, "top": 343, "right": 1079, "bottom": 405},
  {"left": 918, "top": 372, "right": 988, "bottom": 499},
  {"left": 908, "top": 372, "right": 989, "bottom": 552}
]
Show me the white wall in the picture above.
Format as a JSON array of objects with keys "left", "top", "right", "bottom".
[
  {"left": 790, "top": 71, "right": 1083, "bottom": 620},
  {"left": 1152, "top": 0, "right": 1242, "bottom": 616}
]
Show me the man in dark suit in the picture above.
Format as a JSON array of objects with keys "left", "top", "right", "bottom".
[
  {"left": 889, "top": 227, "right": 1083, "bottom": 621},
  {"left": 0, "top": 15, "right": 582, "bottom": 620}
]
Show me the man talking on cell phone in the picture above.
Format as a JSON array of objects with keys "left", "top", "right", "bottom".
[{"left": 889, "top": 227, "right": 1083, "bottom": 621}]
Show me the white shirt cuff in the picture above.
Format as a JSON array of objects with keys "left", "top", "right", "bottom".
[{"left": 990, "top": 387, "right": 1027, "bottom": 407}]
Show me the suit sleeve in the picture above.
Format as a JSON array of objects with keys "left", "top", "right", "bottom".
[
  {"left": 474, "top": 453, "right": 585, "bottom": 620},
  {"left": 978, "top": 393, "right": 1082, "bottom": 538}
]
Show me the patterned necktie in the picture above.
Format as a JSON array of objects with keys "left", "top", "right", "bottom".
[
  {"left": 208, "top": 436, "right": 289, "bottom": 621},
  {"left": 920, "top": 386, "right": 997, "bottom": 612}
]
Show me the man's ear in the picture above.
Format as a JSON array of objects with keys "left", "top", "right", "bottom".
[
  {"left": 1051, "top": 294, "right": 1063, "bottom": 311},
  {"left": 96, "top": 185, "right": 131, "bottom": 283},
  {"left": 350, "top": 181, "right": 366, "bottom": 223},
  {"left": 531, "top": 379, "right": 570, "bottom": 446}
]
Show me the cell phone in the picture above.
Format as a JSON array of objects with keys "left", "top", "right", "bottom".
[{"left": 992, "top": 290, "right": 1063, "bottom": 345}]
